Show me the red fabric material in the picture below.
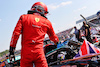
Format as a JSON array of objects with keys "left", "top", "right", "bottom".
[
  {"left": 10, "top": 14, "right": 59, "bottom": 67},
  {"left": 81, "top": 40, "right": 88, "bottom": 55}
]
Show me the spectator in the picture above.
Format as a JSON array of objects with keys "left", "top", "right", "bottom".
[
  {"left": 74, "top": 26, "right": 84, "bottom": 42},
  {"left": 83, "top": 21, "right": 93, "bottom": 43},
  {"left": 74, "top": 26, "right": 79, "bottom": 40},
  {"left": 78, "top": 30, "right": 84, "bottom": 42}
]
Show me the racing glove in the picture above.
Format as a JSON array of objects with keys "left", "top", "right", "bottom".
[{"left": 9, "top": 46, "right": 15, "bottom": 63}]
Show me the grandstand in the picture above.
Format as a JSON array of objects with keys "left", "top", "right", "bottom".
[{"left": 76, "top": 14, "right": 100, "bottom": 27}]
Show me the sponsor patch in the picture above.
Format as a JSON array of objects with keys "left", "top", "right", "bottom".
[{"left": 35, "top": 18, "right": 40, "bottom": 22}]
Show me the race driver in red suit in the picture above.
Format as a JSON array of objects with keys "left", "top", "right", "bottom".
[{"left": 9, "top": 2, "right": 59, "bottom": 67}]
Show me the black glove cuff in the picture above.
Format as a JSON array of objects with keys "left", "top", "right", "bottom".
[{"left": 9, "top": 46, "right": 15, "bottom": 55}]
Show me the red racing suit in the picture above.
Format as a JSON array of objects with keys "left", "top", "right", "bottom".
[{"left": 10, "top": 13, "right": 59, "bottom": 67}]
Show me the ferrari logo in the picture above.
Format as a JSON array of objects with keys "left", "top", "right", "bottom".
[{"left": 35, "top": 18, "right": 40, "bottom": 22}]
